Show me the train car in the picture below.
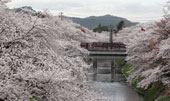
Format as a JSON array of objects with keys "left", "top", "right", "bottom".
[
  {"left": 80, "top": 42, "right": 126, "bottom": 50},
  {"left": 80, "top": 43, "right": 89, "bottom": 49},
  {"left": 110, "top": 42, "right": 126, "bottom": 48},
  {"left": 100, "top": 42, "right": 126, "bottom": 48},
  {"left": 91, "top": 42, "right": 104, "bottom": 47}
]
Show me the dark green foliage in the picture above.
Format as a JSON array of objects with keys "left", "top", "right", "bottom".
[
  {"left": 121, "top": 63, "right": 170, "bottom": 101},
  {"left": 93, "top": 21, "right": 125, "bottom": 33},
  {"left": 116, "top": 21, "right": 124, "bottom": 33},
  {"left": 131, "top": 77, "right": 144, "bottom": 89},
  {"left": 34, "top": 12, "right": 46, "bottom": 18},
  {"left": 15, "top": 6, "right": 35, "bottom": 12},
  {"left": 122, "top": 63, "right": 169, "bottom": 101},
  {"left": 14, "top": 6, "right": 46, "bottom": 18},
  {"left": 16, "top": 78, "right": 24, "bottom": 82},
  {"left": 116, "top": 59, "right": 126, "bottom": 66},
  {"left": 122, "top": 64, "right": 131, "bottom": 77},
  {"left": 29, "top": 96, "right": 38, "bottom": 101},
  {"left": 93, "top": 24, "right": 109, "bottom": 33},
  {"left": 144, "top": 82, "right": 164, "bottom": 101},
  {"left": 98, "top": 24, "right": 102, "bottom": 28},
  {"left": 84, "top": 58, "right": 92, "bottom": 65}
]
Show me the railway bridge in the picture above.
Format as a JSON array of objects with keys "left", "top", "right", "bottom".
[{"left": 81, "top": 42, "right": 127, "bottom": 82}]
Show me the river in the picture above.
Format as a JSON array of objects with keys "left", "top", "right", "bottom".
[
  {"left": 87, "top": 59, "right": 143, "bottom": 101},
  {"left": 88, "top": 82, "right": 143, "bottom": 101}
]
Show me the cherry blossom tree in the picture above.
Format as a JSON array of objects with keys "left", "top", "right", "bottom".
[
  {"left": 0, "top": 1, "right": 105, "bottom": 100},
  {"left": 116, "top": 1, "right": 170, "bottom": 89}
]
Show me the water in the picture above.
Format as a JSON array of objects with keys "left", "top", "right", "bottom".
[
  {"left": 97, "top": 74, "right": 112, "bottom": 82},
  {"left": 88, "top": 82, "right": 143, "bottom": 101},
  {"left": 87, "top": 59, "right": 143, "bottom": 101}
]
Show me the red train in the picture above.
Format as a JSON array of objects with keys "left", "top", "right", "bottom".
[{"left": 80, "top": 42, "right": 126, "bottom": 49}]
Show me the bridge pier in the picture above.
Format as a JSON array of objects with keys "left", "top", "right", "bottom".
[
  {"left": 92, "top": 59, "right": 112, "bottom": 82},
  {"left": 111, "top": 60, "right": 115, "bottom": 82},
  {"left": 87, "top": 49, "right": 127, "bottom": 82},
  {"left": 90, "top": 58, "right": 126, "bottom": 82},
  {"left": 93, "top": 59, "right": 97, "bottom": 81}
]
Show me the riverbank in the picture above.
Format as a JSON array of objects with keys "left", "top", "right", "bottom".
[{"left": 122, "top": 63, "right": 170, "bottom": 101}]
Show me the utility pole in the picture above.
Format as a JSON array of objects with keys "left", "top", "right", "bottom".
[
  {"left": 59, "top": 12, "right": 63, "bottom": 20},
  {"left": 109, "top": 25, "right": 114, "bottom": 44},
  {"left": 109, "top": 25, "right": 114, "bottom": 49}
]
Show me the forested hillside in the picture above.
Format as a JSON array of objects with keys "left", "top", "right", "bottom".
[{"left": 70, "top": 15, "right": 136, "bottom": 29}]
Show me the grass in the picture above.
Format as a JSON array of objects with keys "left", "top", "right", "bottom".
[
  {"left": 115, "top": 59, "right": 131, "bottom": 77},
  {"left": 115, "top": 59, "right": 126, "bottom": 66},
  {"left": 144, "top": 82, "right": 165, "bottom": 101},
  {"left": 122, "top": 64, "right": 131, "bottom": 77},
  {"left": 131, "top": 77, "right": 144, "bottom": 88},
  {"left": 117, "top": 60, "right": 168, "bottom": 101}
]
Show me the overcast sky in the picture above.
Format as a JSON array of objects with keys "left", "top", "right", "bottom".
[{"left": 7, "top": 0, "right": 169, "bottom": 22}]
